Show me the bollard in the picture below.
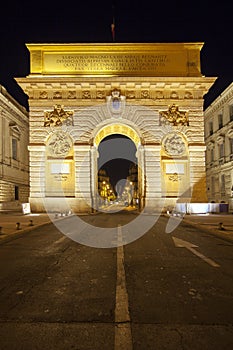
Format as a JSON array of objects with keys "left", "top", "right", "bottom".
[
  {"left": 29, "top": 219, "right": 34, "bottom": 226},
  {"left": 218, "top": 222, "right": 225, "bottom": 231},
  {"left": 16, "top": 222, "right": 21, "bottom": 230}
]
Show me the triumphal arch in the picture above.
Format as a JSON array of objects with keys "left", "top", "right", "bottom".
[{"left": 17, "top": 43, "right": 216, "bottom": 213}]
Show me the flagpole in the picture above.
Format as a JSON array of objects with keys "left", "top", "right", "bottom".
[{"left": 111, "top": 4, "right": 115, "bottom": 42}]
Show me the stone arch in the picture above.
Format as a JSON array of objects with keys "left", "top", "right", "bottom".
[
  {"left": 90, "top": 122, "right": 145, "bottom": 210},
  {"left": 93, "top": 122, "right": 142, "bottom": 147}
]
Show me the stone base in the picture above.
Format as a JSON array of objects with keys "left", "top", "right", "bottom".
[
  {"left": 143, "top": 197, "right": 187, "bottom": 213},
  {"left": 0, "top": 200, "right": 22, "bottom": 212},
  {"left": 29, "top": 197, "right": 93, "bottom": 214}
]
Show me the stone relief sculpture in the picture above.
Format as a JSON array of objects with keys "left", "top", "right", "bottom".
[
  {"left": 160, "top": 104, "right": 189, "bottom": 126},
  {"left": 162, "top": 132, "right": 186, "bottom": 156},
  {"left": 168, "top": 173, "right": 181, "bottom": 182},
  {"left": 47, "top": 131, "right": 72, "bottom": 157},
  {"left": 44, "top": 105, "right": 74, "bottom": 127},
  {"left": 106, "top": 89, "right": 126, "bottom": 116},
  {"left": 170, "top": 91, "right": 179, "bottom": 99},
  {"left": 40, "top": 91, "right": 48, "bottom": 99},
  {"left": 82, "top": 90, "right": 91, "bottom": 99},
  {"left": 96, "top": 90, "right": 105, "bottom": 99}
]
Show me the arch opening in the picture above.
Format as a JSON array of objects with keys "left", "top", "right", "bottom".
[{"left": 97, "top": 134, "right": 139, "bottom": 209}]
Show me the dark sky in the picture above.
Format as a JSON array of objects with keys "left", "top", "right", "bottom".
[{"left": 0, "top": 0, "right": 233, "bottom": 110}]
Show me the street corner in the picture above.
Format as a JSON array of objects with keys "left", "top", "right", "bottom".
[{"left": 0, "top": 212, "right": 53, "bottom": 242}]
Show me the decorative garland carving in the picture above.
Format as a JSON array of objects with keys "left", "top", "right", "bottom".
[
  {"left": 96, "top": 90, "right": 105, "bottom": 99},
  {"left": 141, "top": 90, "right": 150, "bottom": 99},
  {"left": 53, "top": 91, "right": 62, "bottom": 99},
  {"left": 160, "top": 104, "right": 189, "bottom": 126},
  {"left": 82, "top": 90, "right": 91, "bottom": 99},
  {"left": 184, "top": 91, "right": 193, "bottom": 99},
  {"left": 168, "top": 173, "right": 181, "bottom": 182},
  {"left": 44, "top": 105, "right": 74, "bottom": 127},
  {"left": 67, "top": 91, "right": 76, "bottom": 99},
  {"left": 40, "top": 91, "right": 48, "bottom": 99},
  {"left": 126, "top": 90, "right": 135, "bottom": 99},
  {"left": 170, "top": 91, "right": 179, "bottom": 99}
]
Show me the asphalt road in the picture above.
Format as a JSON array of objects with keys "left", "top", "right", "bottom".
[{"left": 0, "top": 213, "right": 233, "bottom": 350}]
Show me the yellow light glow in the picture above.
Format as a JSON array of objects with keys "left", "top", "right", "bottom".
[{"left": 94, "top": 124, "right": 141, "bottom": 147}]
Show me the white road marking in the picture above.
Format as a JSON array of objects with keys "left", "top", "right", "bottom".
[
  {"left": 115, "top": 225, "right": 132, "bottom": 350},
  {"left": 54, "top": 236, "right": 67, "bottom": 244},
  {"left": 43, "top": 236, "right": 68, "bottom": 254},
  {"left": 172, "top": 236, "right": 220, "bottom": 268}
]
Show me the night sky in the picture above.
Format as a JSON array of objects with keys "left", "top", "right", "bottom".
[{"left": 0, "top": 0, "right": 233, "bottom": 111}]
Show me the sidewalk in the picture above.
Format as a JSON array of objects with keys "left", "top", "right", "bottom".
[
  {"left": 176, "top": 213, "right": 233, "bottom": 243},
  {"left": 0, "top": 210, "right": 233, "bottom": 244},
  {"left": 0, "top": 211, "right": 54, "bottom": 244}
]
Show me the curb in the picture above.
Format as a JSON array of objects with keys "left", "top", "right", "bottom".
[
  {"left": 0, "top": 214, "right": 76, "bottom": 245},
  {"left": 0, "top": 220, "right": 52, "bottom": 245},
  {"left": 180, "top": 217, "right": 233, "bottom": 244}
]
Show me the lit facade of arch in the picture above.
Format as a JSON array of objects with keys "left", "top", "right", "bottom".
[{"left": 16, "top": 43, "right": 216, "bottom": 213}]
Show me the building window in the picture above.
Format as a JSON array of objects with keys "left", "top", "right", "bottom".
[
  {"left": 220, "top": 174, "right": 225, "bottom": 195},
  {"left": 230, "top": 105, "right": 233, "bottom": 121},
  {"left": 209, "top": 121, "right": 213, "bottom": 135},
  {"left": 211, "top": 176, "right": 215, "bottom": 194},
  {"left": 12, "top": 138, "right": 18, "bottom": 160},
  {"left": 15, "top": 186, "right": 19, "bottom": 200},
  {"left": 230, "top": 138, "right": 233, "bottom": 154},
  {"left": 218, "top": 114, "right": 223, "bottom": 129},
  {"left": 210, "top": 148, "right": 214, "bottom": 162},
  {"left": 219, "top": 143, "right": 224, "bottom": 158}
]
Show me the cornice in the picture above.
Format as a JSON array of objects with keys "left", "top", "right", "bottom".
[
  {"left": 16, "top": 76, "right": 216, "bottom": 86},
  {"left": 204, "top": 82, "right": 233, "bottom": 115},
  {"left": 0, "top": 95, "right": 29, "bottom": 126}
]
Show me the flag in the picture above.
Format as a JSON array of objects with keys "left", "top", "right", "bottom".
[
  {"left": 111, "top": 4, "right": 115, "bottom": 42},
  {"left": 111, "top": 20, "right": 115, "bottom": 42}
]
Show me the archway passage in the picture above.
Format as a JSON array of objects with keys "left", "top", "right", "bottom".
[{"left": 97, "top": 134, "right": 139, "bottom": 208}]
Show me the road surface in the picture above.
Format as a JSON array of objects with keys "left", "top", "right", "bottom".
[{"left": 0, "top": 213, "right": 232, "bottom": 349}]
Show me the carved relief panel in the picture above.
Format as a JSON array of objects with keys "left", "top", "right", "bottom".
[
  {"left": 161, "top": 132, "right": 190, "bottom": 197},
  {"left": 45, "top": 131, "right": 75, "bottom": 197}
]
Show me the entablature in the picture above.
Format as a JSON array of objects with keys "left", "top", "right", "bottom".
[{"left": 16, "top": 76, "right": 216, "bottom": 103}]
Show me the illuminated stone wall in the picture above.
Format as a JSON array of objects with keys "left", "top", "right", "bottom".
[
  {"left": 0, "top": 85, "right": 29, "bottom": 210},
  {"left": 16, "top": 43, "right": 216, "bottom": 213},
  {"left": 204, "top": 82, "right": 233, "bottom": 211}
]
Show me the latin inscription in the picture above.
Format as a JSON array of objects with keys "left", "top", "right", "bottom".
[
  {"left": 43, "top": 52, "right": 188, "bottom": 75},
  {"left": 55, "top": 54, "right": 168, "bottom": 71}
]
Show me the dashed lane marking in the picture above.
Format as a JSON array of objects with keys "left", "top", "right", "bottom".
[{"left": 115, "top": 224, "right": 132, "bottom": 350}]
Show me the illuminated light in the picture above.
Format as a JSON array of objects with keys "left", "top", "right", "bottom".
[
  {"left": 175, "top": 203, "right": 209, "bottom": 214},
  {"left": 94, "top": 123, "right": 141, "bottom": 147}
]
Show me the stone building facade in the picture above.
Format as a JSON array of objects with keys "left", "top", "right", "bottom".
[
  {"left": 0, "top": 85, "right": 29, "bottom": 210},
  {"left": 204, "top": 82, "right": 233, "bottom": 211},
  {"left": 16, "top": 43, "right": 216, "bottom": 213}
]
